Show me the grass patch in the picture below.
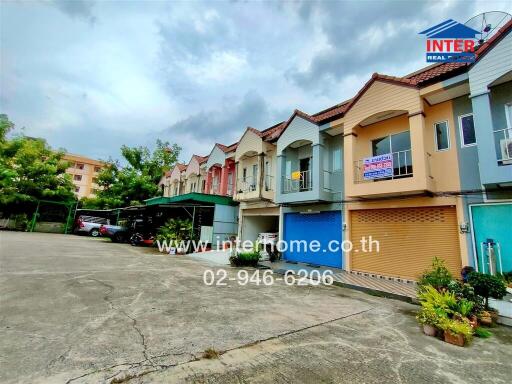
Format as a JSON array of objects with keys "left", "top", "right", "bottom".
[
  {"left": 202, "top": 347, "right": 221, "bottom": 359},
  {"left": 474, "top": 327, "right": 493, "bottom": 338}
]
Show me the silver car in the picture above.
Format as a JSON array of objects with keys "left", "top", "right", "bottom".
[{"left": 74, "top": 215, "right": 110, "bottom": 237}]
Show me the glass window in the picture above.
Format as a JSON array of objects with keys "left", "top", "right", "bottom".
[
  {"left": 459, "top": 114, "right": 476, "bottom": 146},
  {"left": 332, "top": 147, "right": 342, "bottom": 171},
  {"left": 74, "top": 174, "right": 82, "bottom": 181},
  {"left": 372, "top": 136, "right": 391, "bottom": 156},
  {"left": 285, "top": 160, "right": 291, "bottom": 178},
  {"left": 434, "top": 121, "right": 450, "bottom": 151}
]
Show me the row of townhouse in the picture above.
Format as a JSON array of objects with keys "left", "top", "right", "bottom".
[{"left": 158, "top": 20, "right": 512, "bottom": 281}]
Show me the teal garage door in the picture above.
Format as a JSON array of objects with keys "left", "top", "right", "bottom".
[
  {"left": 283, "top": 211, "right": 342, "bottom": 268},
  {"left": 471, "top": 203, "right": 512, "bottom": 273}
]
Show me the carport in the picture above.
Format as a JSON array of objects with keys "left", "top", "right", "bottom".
[{"left": 144, "top": 193, "right": 238, "bottom": 247}]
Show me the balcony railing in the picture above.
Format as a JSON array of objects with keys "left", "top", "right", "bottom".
[
  {"left": 282, "top": 170, "right": 312, "bottom": 193},
  {"left": 354, "top": 149, "right": 413, "bottom": 183},
  {"left": 494, "top": 127, "right": 512, "bottom": 165},
  {"left": 236, "top": 176, "right": 257, "bottom": 194},
  {"left": 264, "top": 175, "right": 274, "bottom": 191}
]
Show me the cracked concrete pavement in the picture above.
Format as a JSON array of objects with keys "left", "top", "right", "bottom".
[{"left": 0, "top": 231, "right": 511, "bottom": 383}]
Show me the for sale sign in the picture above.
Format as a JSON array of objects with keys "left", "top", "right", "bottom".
[{"left": 363, "top": 153, "right": 393, "bottom": 180}]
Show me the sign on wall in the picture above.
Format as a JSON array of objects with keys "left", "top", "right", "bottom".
[
  {"left": 291, "top": 171, "right": 301, "bottom": 180},
  {"left": 363, "top": 154, "right": 393, "bottom": 180}
]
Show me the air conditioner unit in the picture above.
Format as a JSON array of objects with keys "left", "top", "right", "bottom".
[{"left": 500, "top": 139, "right": 512, "bottom": 165}]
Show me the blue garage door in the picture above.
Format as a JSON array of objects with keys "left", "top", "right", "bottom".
[
  {"left": 283, "top": 211, "right": 342, "bottom": 268},
  {"left": 471, "top": 203, "right": 512, "bottom": 274}
]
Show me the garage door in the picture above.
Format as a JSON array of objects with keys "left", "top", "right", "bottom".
[
  {"left": 350, "top": 206, "right": 461, "bottom": 280},
  {"left": 283, "top": 211, "right": 342, "bottom": 268}
]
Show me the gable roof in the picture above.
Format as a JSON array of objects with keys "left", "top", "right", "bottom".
[
  {"left": 419, "top": 19, "right": 480, "bottom": 39},
  {"left": 312, "top": 18, "right": 512, "bottom": 122}
]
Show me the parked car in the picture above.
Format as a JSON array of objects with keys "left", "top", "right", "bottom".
[
  {"left": 99, "top": 224, "right": 128, "bottom": 243},
  {"left": 74, "top": 216, "right": 110, "bottom": 237}
]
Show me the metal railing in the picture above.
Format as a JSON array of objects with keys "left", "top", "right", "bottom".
[
  {"left": 236, "top": 176, "right": 257, "bottom": 194},
  {"left": 264, "top": 175, "right": 274, "bottom": 191},
  {"left": 282, "top": 170, "right": 312, "bottom": 193},
  {"left": 354, "top": 149, "right": 413, "bottom": 183},
  {"left": 494, "top": 127, "right": 512, "bottom": 164}
]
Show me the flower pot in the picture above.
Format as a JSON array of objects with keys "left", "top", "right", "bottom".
[
  {"left": 423, "top": 324, "right": 437, "bottom": 337},
  {"left": 468, "top": 316, "right": 478, "bottom": 329},
  {"left": 444, "top": 331, "right": 465, "bottom": 347}
]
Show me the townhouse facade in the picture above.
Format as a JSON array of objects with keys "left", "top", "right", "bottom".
[
  {"left": 233, "top": 124, "right": 283, "bottom": 243},
  {"left": 159, "top": 20, "right": 511, "bottom": 280}
]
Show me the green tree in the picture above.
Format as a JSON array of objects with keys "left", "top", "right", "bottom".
[
  {"left": 81, "top": 140, "right": 181, "bottom": 209},
  {"left": 0, "top": 116, "right": 75, "bottom": 209}
]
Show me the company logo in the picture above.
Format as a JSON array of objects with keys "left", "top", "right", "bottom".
[{"left": 419, "top": 19, "right": 480, "bottom": 63}]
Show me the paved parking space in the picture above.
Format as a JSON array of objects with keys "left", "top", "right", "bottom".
[{"left": 0, "top": 232, "right": 511, "bottom": 384}]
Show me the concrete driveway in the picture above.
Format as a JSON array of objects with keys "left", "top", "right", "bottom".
[{"left": 0, "top": 232, "right": 511, "bottom": 384}]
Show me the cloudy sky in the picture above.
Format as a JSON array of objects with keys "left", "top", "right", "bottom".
[{"left": 1, "top": 0, "right": 510, "bottom": 163}]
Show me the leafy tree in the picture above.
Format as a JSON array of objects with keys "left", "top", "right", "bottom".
[
  {"left": 81, "top": 140, "right": 181, "bottom": 209},
  {"left": 467, "top": 272, "right": 507, "bottom": 309},
  {"left": 0, "top": 116, "right": 75, "bottom": 211}
]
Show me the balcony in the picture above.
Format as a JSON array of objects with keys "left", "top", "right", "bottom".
[
  {"left": 494, "top": 127, "right": 512, "bottom": 166},
  {"left": 211, "top": 182, "right": 220, "bottom": 195},
  {"left": 264, "top": 175, "right": 274, "bottom": 192},
  {"left": 282, "top": 170, "right": 312, "bottom": 193},
  {"left": 236, "top": 176, "right": 257, "bottom": 194},
  {"left": 353, "top": 149, "right": 413, "bottom": 183}
]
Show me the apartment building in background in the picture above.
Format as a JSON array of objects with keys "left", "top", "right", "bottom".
[{"left": 63, "top": 153, "right": 104, "bottom": 199}]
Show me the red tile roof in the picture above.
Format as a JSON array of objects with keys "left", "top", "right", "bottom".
[{"left": 177, "top": 163, "right": 187, "bottom": 171}]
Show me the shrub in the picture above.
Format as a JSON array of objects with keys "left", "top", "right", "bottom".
[
  {"left": 456, "top": 299, "right": 474, "bottom": 317},
  {"left": 416, "top": 304, "right": 446, "bottom": 326},
  {"left": 418, "top": 257, "right": 453, "bottom": 292},
  {"left": 446, "top": 280, "right": 484, "bottom": 315},
  {"left": 229, "top": 251, "right": 260, "bottom": 267},
  {"left": 418, "top": 285, "right": 457, "bottom": 314},
  {"left": 467, "top": 272, "right": 507, "bottom": 309},
  {"left": 202, "top": 347, "right": 220, "bottom": 359},
  {"left": 156, "top": 218, "right": 193, "bottom": 244}
]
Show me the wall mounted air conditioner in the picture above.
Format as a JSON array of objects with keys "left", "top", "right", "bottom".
[{"left": 499, "top": 139, "right": 512, "bottom": 165}]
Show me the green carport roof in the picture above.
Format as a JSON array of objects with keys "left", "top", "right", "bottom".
[{"left": 144, "top": 193, "right": 237, "bottom": 206}]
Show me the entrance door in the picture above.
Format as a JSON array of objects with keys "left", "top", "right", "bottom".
[{"left": 471, "top": 203, "right": 512, "bottom": 273}]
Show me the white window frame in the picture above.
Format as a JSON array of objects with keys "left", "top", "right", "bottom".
[
  {"left": 433, "top": 120, "right": 450, "bottom": 152},
  {"left": 505, "top": 103, "right": 512, "bottom": 128},
  {"left": 458, "top": 113, "right": 477, "bottom": 148}
]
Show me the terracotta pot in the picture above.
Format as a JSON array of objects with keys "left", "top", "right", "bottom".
[
  {"left": 468, "top": 316, "right": 478, "bottom": 329},
  {"left": 480, "top": 316, "right": 492, "bottom": 326},
  {"left": 444, "top": 331, "right": 465, "bottom": 347},
  {"left": 423, "top": 324, "right": 437, "bottom": 337}
]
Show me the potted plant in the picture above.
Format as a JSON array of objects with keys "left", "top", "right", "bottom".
[
  {"left": 439, "top": 318, "right": 473, "bottom": 347},
  {"left": 416, "top": 306, "right": 443, "bottom": 336},
  {"left": 467, "top": 272, "right": 507, "bottom": 325}
]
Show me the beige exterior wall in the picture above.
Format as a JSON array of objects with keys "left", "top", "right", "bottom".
[
  {"left": 63, "top": 154, "right": 104, "bottom": 199},
  {"left": 233, "top": 131, "right": 276, "bottom": 202},
  {"left": 423, "top": 100, "right": 461, "bottom": 192}
]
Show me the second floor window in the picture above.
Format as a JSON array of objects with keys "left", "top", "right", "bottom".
[
  {"left": 434, "top": 121, "right": 450, "bottom": 151},
  {"left": 333, "top": 147, "right": 342, "bottom": 171},
  {"left": 76, "top": 163, "right": 84, "bottom": 170},
  {"left": 372, "top": 131, "right": 412, "bottom": 178},
  {"left": 459, "top": 114, "right": 476, "bottom": 147},
  {"left": 74, "top": 174, "right": 82, "bottom": 181}
]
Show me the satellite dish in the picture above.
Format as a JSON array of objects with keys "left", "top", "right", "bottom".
[{"left": 465, "top": 11, "right": 512, "bottom": 45}]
